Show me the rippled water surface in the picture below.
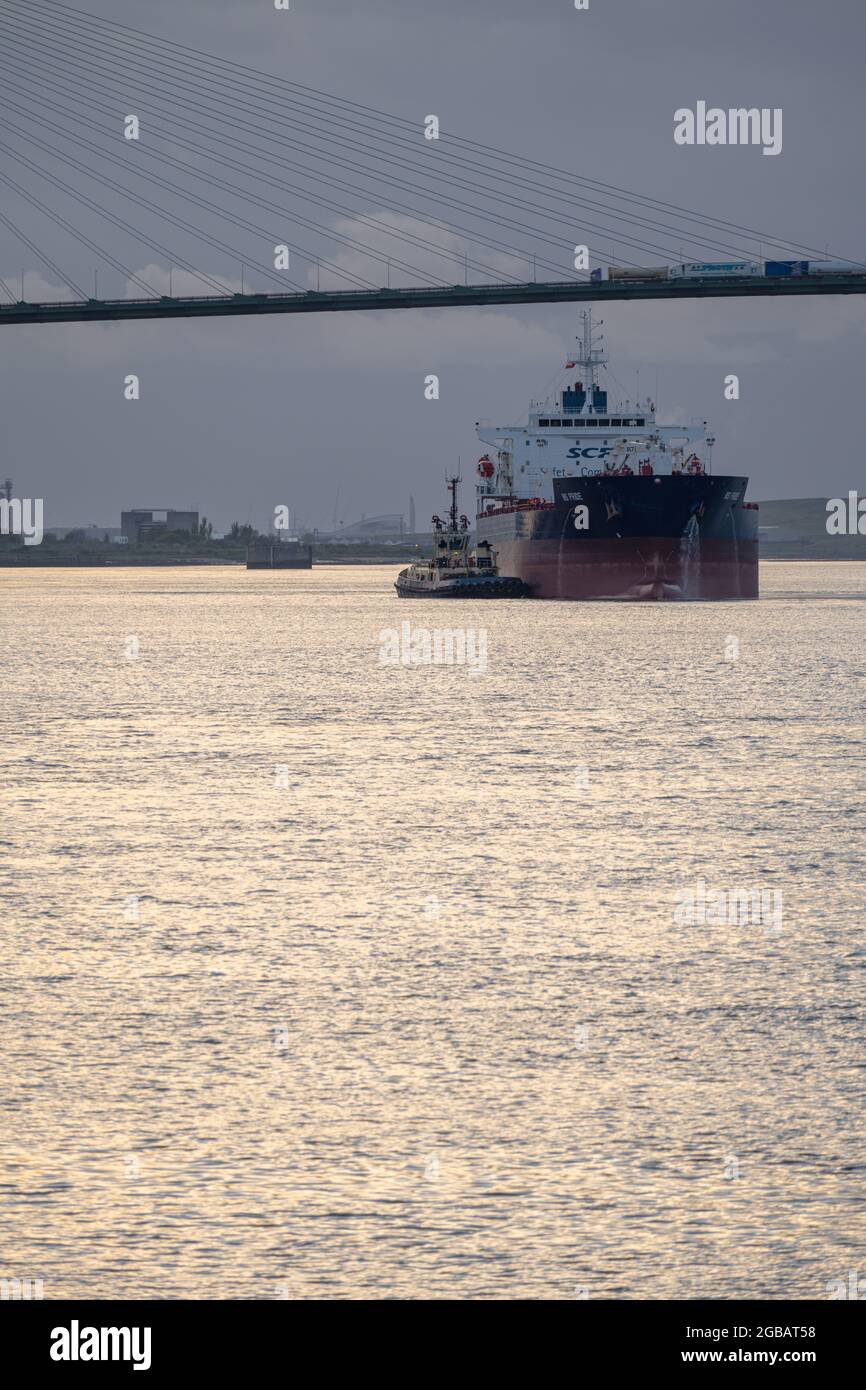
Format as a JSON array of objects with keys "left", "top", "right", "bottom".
[{"left": 2, "top": 562, "right": 865, "bottom": 1299}]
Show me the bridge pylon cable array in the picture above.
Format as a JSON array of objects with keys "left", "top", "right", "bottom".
[{"left": 0, "top": 0, "right": 860, "bottom": 319}]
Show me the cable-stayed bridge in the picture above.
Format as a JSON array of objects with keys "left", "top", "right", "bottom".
[{"left": 0, "top": 0, "right": 863, "bottom": 328}]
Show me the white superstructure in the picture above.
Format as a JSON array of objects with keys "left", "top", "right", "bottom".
[{"left": 475, "top": 311, "right": 714, "bottom": 507}]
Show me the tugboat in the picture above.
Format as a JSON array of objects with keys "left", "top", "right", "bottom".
[{"left": 395, "top": 476, "right": 530, "bottom": 598}]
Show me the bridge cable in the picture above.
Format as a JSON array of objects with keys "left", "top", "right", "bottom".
[
  {"left": 0, "top": 34, "right": 735, "bottom": 274},
  {"left": 0, "top": 167, "right": 161, "bottom": 297},
  {"left": 0, "top": 144, "right": 323, "bottom": 297},
  {"left": 0, "top": 47, "right": 473, "bottom": 287},
  {"left": 0, "top": 203, "right": 87, "bottom": 300},
  {"left": 0, "top": 10, "right": 767, "bottom": 269},
  {"left": 0, "top": 47, "right": 593, "bottom": 282},
  {"left": 0, "top": 127, "right": 416, "bottom": 294},
  {"left": 0, "top": 82, "right": 535, "bottom": 287},
  {"left": 13, "top": 0, "right": 854, "bottom": 264}
]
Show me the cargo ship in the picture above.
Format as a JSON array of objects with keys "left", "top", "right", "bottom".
[{"left": 474, "top": 310, "right": 758, "bottom": 600}]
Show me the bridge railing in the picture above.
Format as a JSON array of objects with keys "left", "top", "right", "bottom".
[{"left": 2, "top": 274, "right": 866, "bottom": 323}]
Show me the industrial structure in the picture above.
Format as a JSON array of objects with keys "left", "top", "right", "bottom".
[
  {"left": 246, "top": 536, "right": 312, "bottom": 569},
  {"left": 319, "top": 514, "right": 406, "bottom": 542},
  {"left": 121, "top": 508, "right": 199, "bottom": 542}
]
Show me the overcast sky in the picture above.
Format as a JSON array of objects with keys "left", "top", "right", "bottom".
[{"left": 1, "top": 0, "right": 864, "bottom": 530}]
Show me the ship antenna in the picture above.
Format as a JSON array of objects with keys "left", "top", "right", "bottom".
[{"left": 447, "top": 472, "right": 460, "bottom": 530}]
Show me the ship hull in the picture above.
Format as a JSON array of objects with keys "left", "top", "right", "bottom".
[
  {"left": 395, "top": 574, "right": 530, "bottom": 598},
  {"left": 476, "top": 475, "right": 758, "bottom": 600}
]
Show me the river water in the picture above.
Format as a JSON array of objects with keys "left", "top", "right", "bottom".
[{"left": 1, "top": 562, "right": 864, "bottom": 1299}]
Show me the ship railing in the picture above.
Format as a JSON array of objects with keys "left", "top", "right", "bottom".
[{"left": 478, "top": 499, "right": 555, "bottom": 517}]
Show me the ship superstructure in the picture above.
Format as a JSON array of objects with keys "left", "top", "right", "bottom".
[{"left": 474, "top": 311, "right": 758, "bottom": 600}]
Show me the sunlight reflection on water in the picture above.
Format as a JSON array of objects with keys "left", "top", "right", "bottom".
[{"left": 1, "top": 562, "right": 864, "bottom": 1299}]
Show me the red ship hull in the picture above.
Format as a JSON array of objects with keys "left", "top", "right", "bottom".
[{"left": 476, "top": 534, "right": 758, "bottom": 600}]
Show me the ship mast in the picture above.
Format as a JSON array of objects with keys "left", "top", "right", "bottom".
[
  {"left": 575, "top": 309, "right": 607, "bottom": 416},
  {"left": 447, "top": 474, "right": 460, "bottom": 530}
]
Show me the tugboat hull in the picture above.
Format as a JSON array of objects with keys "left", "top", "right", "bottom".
[{"left": 395, "top": 574, "right": 530, "bottom": 598}]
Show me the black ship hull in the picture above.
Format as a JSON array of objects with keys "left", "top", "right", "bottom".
[
  {"left": 395, "top": 573, "right": 529, "bottom": 598},
  {"left": 476, "top": 474, "right": 758, "bottom": 600}
]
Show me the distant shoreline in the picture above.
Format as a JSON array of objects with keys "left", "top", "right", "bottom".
[
  {"left": 1, "top": 544, "right": 866, "bottom": 561},
  {"left": 2, "top": 555, "right": 865, "bottom": 569},
  {"left": 0, "top": 547, "right": 408, "bottom": 558}
]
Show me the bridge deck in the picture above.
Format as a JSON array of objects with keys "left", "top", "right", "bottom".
[{"left": 1, "top": 274, "right": 865, "bottom": 325}]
